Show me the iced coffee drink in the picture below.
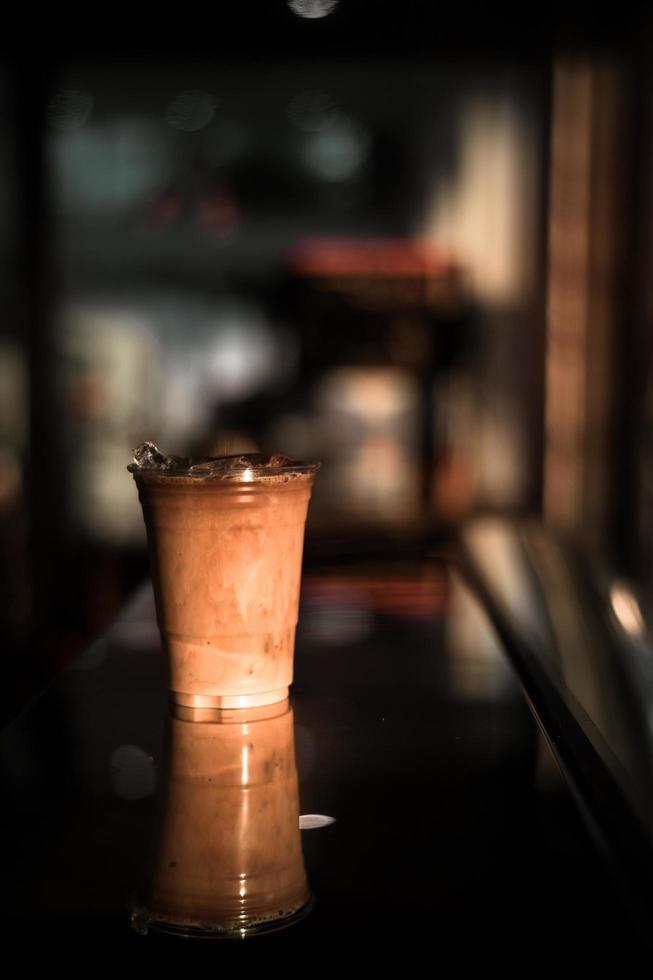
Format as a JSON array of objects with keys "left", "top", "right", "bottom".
[
  {"left": 129, "top": 443, "right": 318, "bottom": 708},
  {"left": 132, "top": 699, "right": 312, "bottom": 938}
]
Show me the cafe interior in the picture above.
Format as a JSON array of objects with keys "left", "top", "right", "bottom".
[{"left": 3, "top": 1, "right": 653, "bottom": 965}]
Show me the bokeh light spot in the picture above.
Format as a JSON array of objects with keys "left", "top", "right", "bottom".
[
  {"left": 165, "top": 89, "right": 215, "bottom": 132},
  {"left": 109, "top": 745, "right": 156, "bottom": 800},
  {"left": 286, "top": 90, "right": 339, "bottom": 132},
  {"left": 287, "top": 0, "right": 339, "bottom": 18},
  {"left": 47, "top": 88, "right": 93, "bottom": 131},
  {"left": 303, "top": 118, "right": 370, "bottom": 181},
  {"left": 610, "top": 584, "right": 645, "bottom": 637}
]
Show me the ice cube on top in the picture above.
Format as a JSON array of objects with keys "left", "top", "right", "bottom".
[
  {"left": 130, "top": 442, "right": 189, "bottom": 471},
  {"left": 129, "top": 443, "right": 301, "bottom": 478},
  {"left": 132, "top": 441, "right": 168, "bottom": 469}
]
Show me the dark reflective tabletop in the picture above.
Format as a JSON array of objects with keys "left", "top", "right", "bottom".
[
  {"left": 0, "top": 557, "right": 648, "bottom": 970},
  {"left": 460, "top": 520, "right": 653, "bottom": 917}
]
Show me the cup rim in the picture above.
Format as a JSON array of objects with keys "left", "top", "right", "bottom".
[{"left": 128, "top": 458, "right": 320, "bottom": 482}]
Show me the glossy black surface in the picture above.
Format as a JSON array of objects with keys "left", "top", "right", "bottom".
[
  {"left": 0, "top": 561, "right": 647, "bottom": 969},
  {"left": 459, "top": 520, "right": 653, "bottom": 962}
]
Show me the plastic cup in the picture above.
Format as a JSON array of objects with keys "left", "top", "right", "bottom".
[{"left": 131, "top": 458, "right": 318, "bottom": 708}]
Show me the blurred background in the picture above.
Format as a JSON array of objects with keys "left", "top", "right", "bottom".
[{"left": 2, "top": 1, "right": 652, "bottom": 722}]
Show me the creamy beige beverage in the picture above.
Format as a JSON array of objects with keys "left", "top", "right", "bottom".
[
  {"left": 129, "top": 443, "right": 318, "bottom": 708},
  {"left": 133, "top": 700, "right": 312, "bottom": 938}
]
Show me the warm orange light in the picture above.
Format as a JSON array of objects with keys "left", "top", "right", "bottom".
[{"left": 610, "top": 584, "right": 645, "bottom": 637}]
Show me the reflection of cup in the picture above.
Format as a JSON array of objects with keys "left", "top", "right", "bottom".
[
  {"left": 132, "top": 700, "right": 312, "bottom": 938},
  {"left": 131, "top": 463, "right": 317, "bottom": 708}
]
